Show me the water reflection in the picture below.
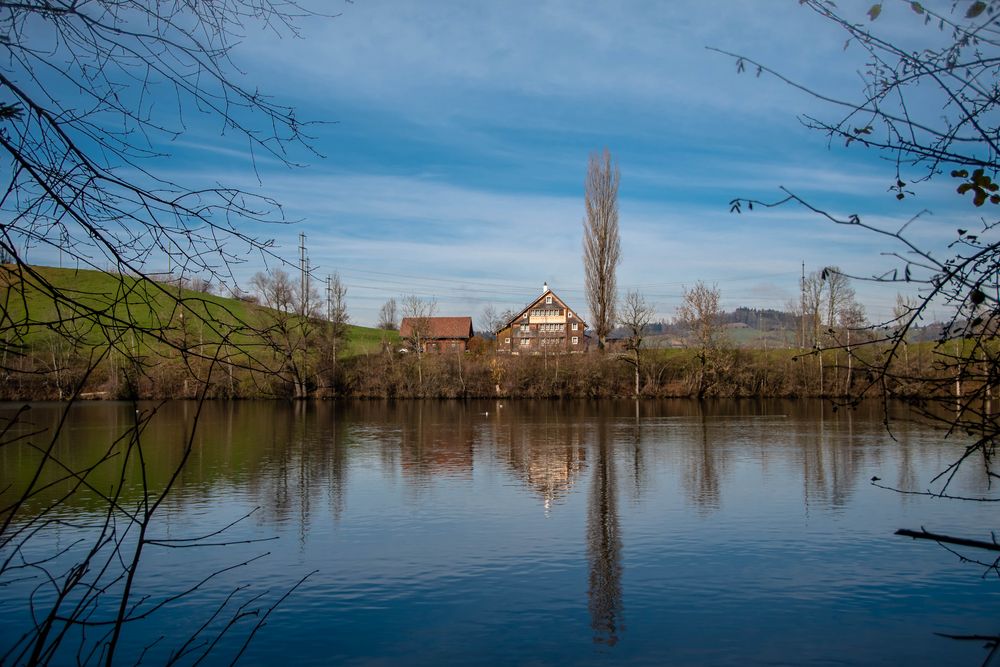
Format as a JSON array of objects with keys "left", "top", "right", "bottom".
[
  {"left": 628, "top": 399, "right": 646, "bottom": 502},
  {"left": 797, "top": 402, "right": 858, "bottom": 512},
  {"left": 3, "top": 398, "right": 999, "bottom": 665},
  {"left": 240, "top": 402, "right": 353, "bottom": 536},
  {"left": 4, "top": 399, "right": 984, "bottom": 523},
  {"left": 683, "top": 409, "right": 724, "bottom": 511},
  {"left": 493, "top": 402, "right": 587, "bottom": 511},
  {"left": 397, "top": 401, "right": 475, "bottom": 479},
  {"left": 587, "top": 414, "right": 622, "bottom": 646}
]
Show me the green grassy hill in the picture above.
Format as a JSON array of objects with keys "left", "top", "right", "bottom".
[
  {"left": 1, "top": 265, "right": 394, "bottom": 357},
  {"left": 723, "top": 325, "right": 798, "bottom": 348}
]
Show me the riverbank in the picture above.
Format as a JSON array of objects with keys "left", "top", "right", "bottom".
[
  {"left": 0, "top": 265, "right": 957, "bottom": 401},
  {"left": 0, "top": 342, "right": 951, "bottom": 401}
]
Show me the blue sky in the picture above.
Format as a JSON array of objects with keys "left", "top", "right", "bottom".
[{"left": 28, "top": 1, "right": 982, "bottom": 327}]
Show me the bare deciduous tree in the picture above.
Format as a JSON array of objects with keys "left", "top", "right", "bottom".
[
  {"left": 0, "top": 2, "right": 326, "bottom": 660},
  {"left": 401, "top": 295, "right": 436, "bottom": 354},
  {"left": 617, "top": 290, "right": 654, "bottom": 397},
  {"left": 837, "top": 300, "right": 867, "bottom": 394},
  {"left": 802, "top": 270, "right": 825, "bottom": 348},
  {"left": 248, "top": 268, "right": 319, "bottom": 398},
  {"left": 725, "top": 3, "right": 1000, "bottom": 650},
  {"left": 378, "top": 297, "right": 399, "bottom": 331},
  {"left": 583, "top": 149, "right": 621, "bottom": 350},
  {"left": 327, "top": 272, "right": 349, "bottom": 330},
  {"left": 480, "top": 304, "right": 502, "bottom": 338},
  {"left": 324, "top": 272, "right": 349, "bottom": 388},
  {"left": 401, "top": 295, "right": 436, "bottom": 391},
  {"left": 252, "top": 269, "right": 296, "bottom": 312},
  {"left": 677, "top": 282, "right": 724, "bottom": 398}
]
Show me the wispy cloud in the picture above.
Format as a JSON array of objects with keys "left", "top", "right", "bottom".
[
  {"left": 141, "top": 164, "right": 950, "bottom": 324},
  {"left": 72, "top": 0, "right": 970, "bottom": 328}
]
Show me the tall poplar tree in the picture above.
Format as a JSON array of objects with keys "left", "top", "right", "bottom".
[{"left": 583, "top": 149, "right": 621, "bottom": 350}]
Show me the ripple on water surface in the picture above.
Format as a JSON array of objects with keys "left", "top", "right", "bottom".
[{"left": 2, "top": 399, "right": 998, "bottom": 666}]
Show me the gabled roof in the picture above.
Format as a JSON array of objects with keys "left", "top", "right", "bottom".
[
  {"left": 499, "top": 288, "right": 588, "bottom": 332},
  {"left": 400, "top": 316, "right": 474, "bottom": 340}
]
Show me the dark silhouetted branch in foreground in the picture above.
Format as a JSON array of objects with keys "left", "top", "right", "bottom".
[{"left": 895, "top": 528, "right": 1000, "bottom": 553}]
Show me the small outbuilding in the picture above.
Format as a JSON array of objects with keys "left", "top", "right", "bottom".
[{"left": 399, "top": 316, "right": 474, "bottom": 353}]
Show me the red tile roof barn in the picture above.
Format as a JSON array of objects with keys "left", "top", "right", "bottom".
[{"left": 399, "top": 316, "right": 474, "bottom": 340}]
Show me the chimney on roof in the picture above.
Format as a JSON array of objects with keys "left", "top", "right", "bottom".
[{"left": 543, "top": 282, "right": 550, "bottom": 294}]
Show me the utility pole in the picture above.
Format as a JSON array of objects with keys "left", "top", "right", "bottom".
[
  {"left": 326, "top": 274, "right": 332, "bottom": 321},
  {"left": 800, "top": 261, "right": 806, "bottom": 349},
  {"left": 299, "top": 232, "right": 307, "bottom": 316}
]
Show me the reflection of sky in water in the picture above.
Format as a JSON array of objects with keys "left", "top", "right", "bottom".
[{"left": 1, "top": 399, "right": 998, "bottom": 665}]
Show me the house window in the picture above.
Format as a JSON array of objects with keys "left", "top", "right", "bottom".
[
  {"left": 520, "top": 338, "right": 530, "bottom": 346},
  {"left": 545, "top": 295, "right": 552, "bottom": 304},
  {"left": 572, "top": 336, "right": 579, "bottom": 345},
  {"left": 520, "top": 324, "right": 529, "bottom": 332},
  {"left": 568, "top": 311, "right": 573, "bottom": 318},
  {"left": 571, "top": 323, "right": 578, "bottom": 331},
  {"left": 504, "top": 337, "right": 510, "bottom": 344}
]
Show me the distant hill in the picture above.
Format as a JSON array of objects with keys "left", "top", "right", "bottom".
[
  {"left": 618, "top": 306, "right": 800, "bottom": 349},
  {"left": 635, "top": 304, "right": 945, "bottom": 349}
]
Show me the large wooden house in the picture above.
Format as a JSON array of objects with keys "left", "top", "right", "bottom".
[
  {"left": 399, "top": 316, "right": 474, "bottom": 353},
  {"left": 496, "top": 284, "right": 588, "bottom": 354}
]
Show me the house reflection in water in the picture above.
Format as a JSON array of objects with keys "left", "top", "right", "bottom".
[
  {"left": 493, "top": 404, "right": 624, "bottom": 645},
  {"left": 492, "top": 405, "right": 588, "bottom": 513}
]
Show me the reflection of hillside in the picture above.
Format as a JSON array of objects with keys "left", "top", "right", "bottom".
[
  {"left": 0, "top": 401, "right": 263, "bottom": 517},
  {"left": 493, "top": 403, "right": 588, "bottom": 510}
]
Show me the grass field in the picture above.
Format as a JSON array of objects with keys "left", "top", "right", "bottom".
[{"left": 1, "top": 265, "right": 395, "bottom": 357}]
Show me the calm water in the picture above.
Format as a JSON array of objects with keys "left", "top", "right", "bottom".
[{"left": 2, "top": 399, "right": 999, "bottom": 665}]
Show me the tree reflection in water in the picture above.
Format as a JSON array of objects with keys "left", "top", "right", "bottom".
[
  {"left": 587, "top": 412, "right": 623, "bottom": 646},
  {"left": 5, "top": 399, "right": 977, "bottom": 664}
]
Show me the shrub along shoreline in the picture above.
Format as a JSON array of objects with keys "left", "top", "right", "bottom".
[{"left": 0, "top": 342, "right": 956, "bottom": 401}]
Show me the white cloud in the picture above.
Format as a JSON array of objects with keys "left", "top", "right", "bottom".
[
  {"left": 111, "top": 0, "right": 973, "bottom": 327},
  {"left": 147, "top": 165, "right": 947, "bottom": 325},
  {"left": 238, "top": 0, "right": 875, "bottom": 129}
]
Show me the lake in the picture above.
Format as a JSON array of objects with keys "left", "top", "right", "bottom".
[{"left": 1, "top": 399, "right": 998, "bottom": 665}]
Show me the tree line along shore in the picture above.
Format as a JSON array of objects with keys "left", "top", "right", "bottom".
[{"left": 0, "top": 266, "right": 967, "bottom": 402}]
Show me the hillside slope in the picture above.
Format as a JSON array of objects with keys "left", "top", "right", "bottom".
[{"left": 1, "top": 265, "right": 396, "bottom": 399}]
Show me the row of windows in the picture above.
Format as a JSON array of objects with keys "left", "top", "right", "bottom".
[
  {"left": 519, "top": 324, "right": 579, "bottom": 333},
  {"left": 507, "top": 336, "right": 579, "bottom": 346},
  {"left": 542, "top": 294, "right": 575, "bottom": 319}
]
